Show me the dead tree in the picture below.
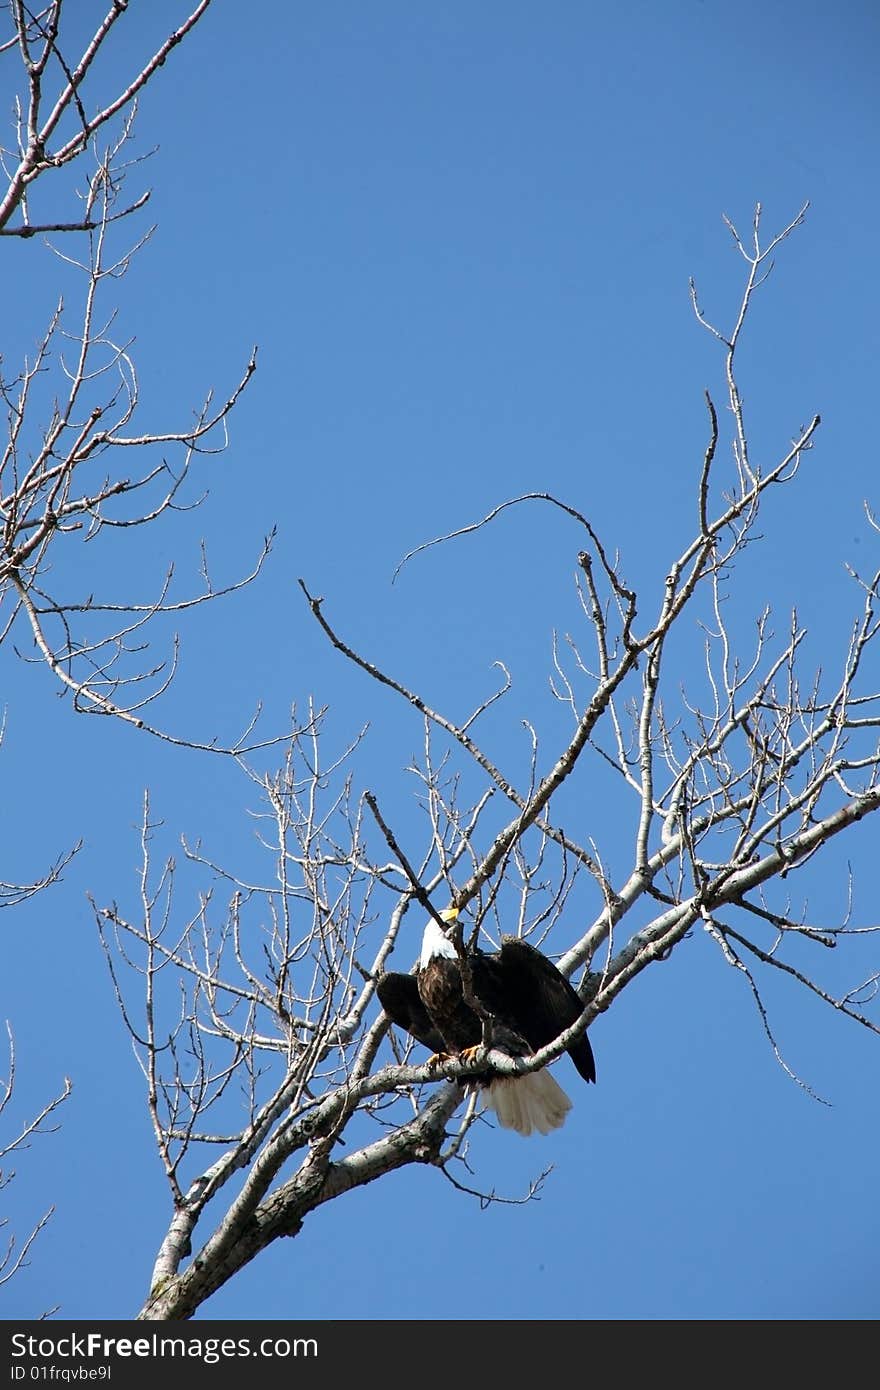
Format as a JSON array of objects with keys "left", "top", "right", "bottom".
[
  {"left": 0, "top": 0, "right": 276, "bottom": 1290},
  {"left": 92, "top": 205, "right": 880, "bottom": 1321}
]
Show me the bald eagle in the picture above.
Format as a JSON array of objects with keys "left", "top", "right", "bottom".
[{"left": 376, "top": 909, "right": 595, "bottom": 1137}]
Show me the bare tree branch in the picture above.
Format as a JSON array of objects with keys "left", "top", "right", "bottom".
[
  {"left": 0, "top": 2, "right": 214, "bottom": 237},
  {"left": 0, "top": 1023, "right": 71, "bottom": 1290}
]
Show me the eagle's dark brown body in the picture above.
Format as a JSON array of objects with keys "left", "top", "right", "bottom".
[
  {"left": 417, "top": 953, "right": 482, "bottom": 1055},
  {"left": 376, "top": 913, "right": 595, "bottom": 1137}
]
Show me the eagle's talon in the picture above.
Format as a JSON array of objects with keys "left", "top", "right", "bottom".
[{"left": 426, "top": 1051, "right": 453, "bottom": 1074}]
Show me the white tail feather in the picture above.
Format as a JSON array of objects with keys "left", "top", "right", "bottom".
[{"left": 483, "top": 1069, "right": 573, "bottom": 1137}]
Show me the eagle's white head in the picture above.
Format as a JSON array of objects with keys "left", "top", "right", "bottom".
[{"left": 419, "top": 907, "right": 460, "bottom": 969}]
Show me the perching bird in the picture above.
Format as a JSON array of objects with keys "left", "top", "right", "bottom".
[{"left": 376, "top": 908, "right": 595, "bottom": 1137}]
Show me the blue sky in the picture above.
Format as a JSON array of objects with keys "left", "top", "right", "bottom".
[{"left": 2, "top": 0, "right": 879, "bottom": 1321}]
